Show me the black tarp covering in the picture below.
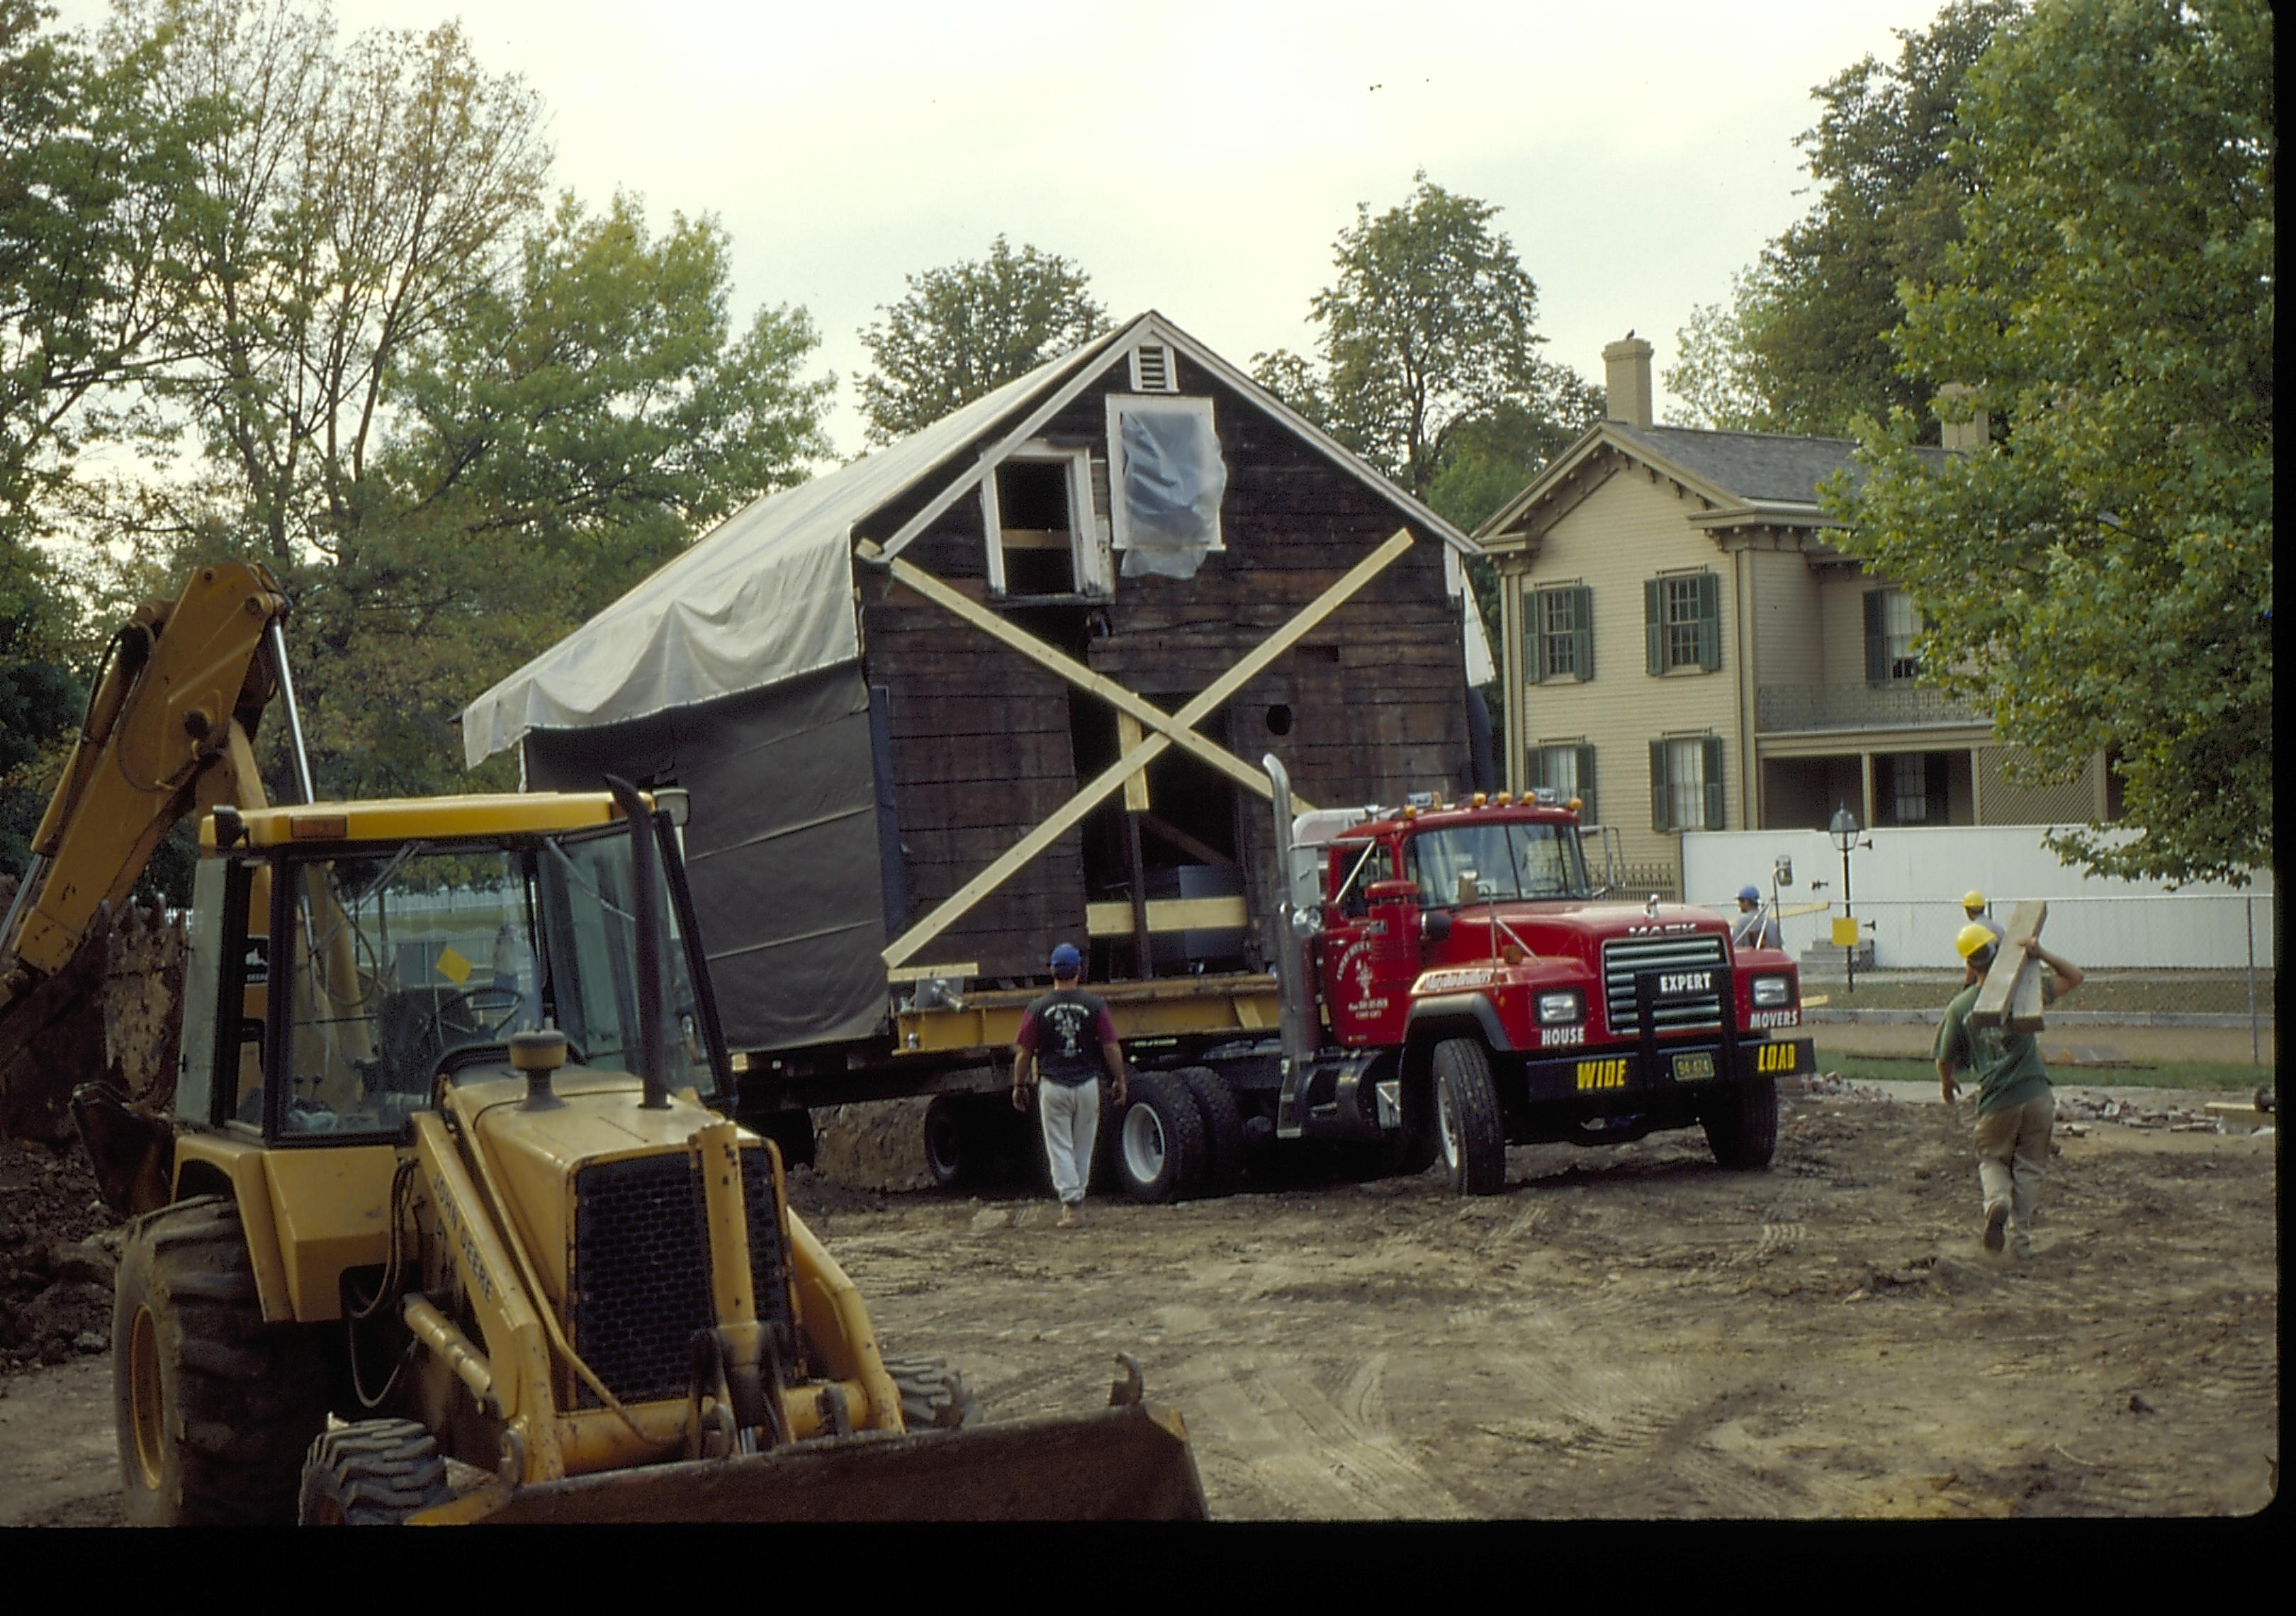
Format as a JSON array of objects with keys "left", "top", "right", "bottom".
[{"left": 521, "top": 663, "right": 894, "bottom": 1050}]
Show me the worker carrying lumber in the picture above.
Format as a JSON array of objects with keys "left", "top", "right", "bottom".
[
  {"left": 1962, "top": 889, "right": 2005, "bottom": 949},
  {"left": 1731, "top": 885, "right": 1783, "bottom": 950},
  {"left": 1935, "top": 924, "right": 2085, "bottom": 1260},
  {"left": 1012, "top": 943, "right": 1129, "bottom": 1227}
]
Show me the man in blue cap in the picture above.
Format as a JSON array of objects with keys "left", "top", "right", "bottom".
[
  {"left": 1731, "top": 884, "right": 1782, "bottom": 950},
  {"left": 1011, "top": 942, "right": 1129, "bottom": 1226}
]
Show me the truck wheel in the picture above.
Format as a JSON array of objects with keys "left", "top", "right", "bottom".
[
  {"left": 113, "top": 1196, "right": 329, "bottom": 1525},
  {"left": 1113, "top": 1070, "right": 1208, "bottom": 1203},
  {"left": 1702, "top": 1073, "right": 1779, "bottom": 1171},
  {"left": 1432, "top": 1039, "right": 1507, "bottom": 1196},
  {"left": 923, "top": 1094, "right": 981, "bottom": 1191},
  {"left": 298, "top": 1419, "right": 450, "bottom": 1524},
  {"left": 1175, "top": 1067, "right": 1246, "bottom": 1196},
  {"left": 882, "top": 1354, "right": 984, "bottom": 1431}
]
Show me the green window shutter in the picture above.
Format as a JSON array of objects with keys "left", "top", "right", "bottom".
[
  {"left": 1577, "top": 744, "right": 1598, "bottom": 826},
  {"left": 1702, "top": 736, "right": 1726, "bottom": 830},
  {"left": 1650, "top": 739, "right": 1669, "bottom": 831},
  {"left": 1571, "top": 585, "right": 1594, "bottom": 681},
  {"left": 1525, "top": 746, "right": 1546, "bottom": 792},
  {"left": 1523, "top": 610, "right": 1543, "bottom": 685},
  {"left": 1644, "top": 579, "right": 1663, "bottom": 675},
  {"left": 1927, "top": 751, "right": 1950, "bottom": 825},
  {"left": 1864, "top": 590, "right": 1888, "bottom": 686},
  {"left": 1696, "top": 571, "right": 1721, "bottom": 672}
]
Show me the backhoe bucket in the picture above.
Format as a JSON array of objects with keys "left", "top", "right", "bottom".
[{"left": 422, "top": 1402, "right": 1209, "bottom": 1523}]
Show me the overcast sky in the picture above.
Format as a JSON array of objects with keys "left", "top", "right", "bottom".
[{"left": 58, "top": 0, "right": 1951, "bottom": 458}]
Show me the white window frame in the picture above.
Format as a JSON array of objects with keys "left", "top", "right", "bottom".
[
  {"left": 1665, "top": 736, "right": 1706, "bottom": 831},
  {"left": 979, "top": 441, "right": 1109, "bottom": 598},
  {"left": 1882, "top": 589, "right": 1921, "bottom": 681},
  {"left": 1104, "top": 393, "right": 1225, "bottom": 556}
]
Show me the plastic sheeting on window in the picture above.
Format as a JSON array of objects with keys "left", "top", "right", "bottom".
[{"left": 1116, "top": 406, "right": 1227, "bottom": 580}]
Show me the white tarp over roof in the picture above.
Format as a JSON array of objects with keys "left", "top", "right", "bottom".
[{"left": 458, "top": 337, "right": 1118, "bottom": 768}]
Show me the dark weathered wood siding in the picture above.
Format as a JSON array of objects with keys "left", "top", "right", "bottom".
[{"left": 857, "top": 350, "right": 1470, "bottom": 980}]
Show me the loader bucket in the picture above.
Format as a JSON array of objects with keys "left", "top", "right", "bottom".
[{"left": 426, "top": 1402, "right": 1210, "bottom": 1524}]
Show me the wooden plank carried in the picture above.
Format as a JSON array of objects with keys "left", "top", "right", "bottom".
[
  {"left": 880, "top": 532, "right": 1416, "bottom": 967},
  {"left": 1970, "top": 899, "right": 2047, "bottom": 1028}
]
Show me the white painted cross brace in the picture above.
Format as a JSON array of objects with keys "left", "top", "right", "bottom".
[{"left": 878, "top": 529, "right": 1417, "bottom": 967}]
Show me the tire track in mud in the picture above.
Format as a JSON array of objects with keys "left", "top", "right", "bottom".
[{"left": 1174, "top": 1352, "right": 1469, "bottom": 1520}]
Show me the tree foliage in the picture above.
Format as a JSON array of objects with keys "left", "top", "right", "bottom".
[
  {"left": 1835, "top": 0, "right": 2273, "bottom": 884},
  {"left": 1254, "top": 172, "right": 1593, "bottom": 500},
  {"left": 855, "top": 235, "right": 1108, "bottom": 445},
  {"left": 1666, "top": 1, "right": 2024, "bottom": 436}
]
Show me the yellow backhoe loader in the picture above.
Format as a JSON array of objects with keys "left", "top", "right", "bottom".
[{"left": 2, "top": 563, "right": 1208, "bottom": 1522}]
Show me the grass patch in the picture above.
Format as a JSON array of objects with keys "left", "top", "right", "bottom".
[
  {"left": 1800, "top": 970, "right": 2273, "bottom": 1016},
  {"left": 1815, "top": 1049, "right": 2276, "bottom": 1094}
]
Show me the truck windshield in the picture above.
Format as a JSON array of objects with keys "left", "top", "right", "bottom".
[
  {"left": 1405, "top": 820, "right": 1592, "bottom": 907},
  {"left": 264, "top": 826, "right": 718, "bottom": 1138}
]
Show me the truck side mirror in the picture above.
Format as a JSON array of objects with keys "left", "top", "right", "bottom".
[
  {"left": 1774, "top": 855, "right": 1794, "bottom": 888},
  {"left": 1454, "top": 870, "right": 1480, "bottom": 907}
]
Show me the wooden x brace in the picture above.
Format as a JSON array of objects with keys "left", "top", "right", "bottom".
[{"left": 873, "top": 529, "right": 1416, "bottom": 967}]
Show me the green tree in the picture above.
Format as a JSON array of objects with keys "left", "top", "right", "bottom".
[
  {"left": 1665, "top": 1, "right": 2025, "bottom": 436},
  {"left": 856, "top": 235, "right": 1109, "bottom": 445},
  {"left": 1835, "top": 0, "right": 2273, "bottom": 885},
  {"left": 1254, "top": 172, "right": 1589, "bottom": 500}
]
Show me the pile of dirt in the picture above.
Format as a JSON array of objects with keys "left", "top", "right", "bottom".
[
  {"left": 809, "top": 1097, "right": 937, "bottom": 1194},
  {"left": 0, "top": 1140, "right": 118, "bottom": 1375}
]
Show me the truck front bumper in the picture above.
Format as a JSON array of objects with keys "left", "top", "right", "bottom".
[{"left": 1516, "top": 1035, "right": 1813, "bottom": 1107}]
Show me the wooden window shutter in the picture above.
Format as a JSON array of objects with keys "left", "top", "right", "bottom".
[
  {"left": 1864, "top": 590, "right": 1889, "bottom": 686},
  {"left": 1695, "top": 571, "right": 1721, "bottom": 672},
  {"left": 1702, "top": 736, "right": 1726, "bottom": 830},
  {"left": 1649, "top": 739, "right": 1670, "bottom": 831},
  {"left": 1572, "top": 585, "right": 1594, "bottom": 681},
  {"left": 1577, "top": 744, "right": 1598, "bottom": 826},
  {"left": 1927, "top": 750, "right": 1950, "bottom": 825},
  {"left": 1524, "top": 610, "right": 1543, "bottom": 685},
  {"left": 1644, "top": 579, "right": 1663, "bottom": 675},
  {"left": 1524, "top": 746, "right": 1546, "bottom": 791}
]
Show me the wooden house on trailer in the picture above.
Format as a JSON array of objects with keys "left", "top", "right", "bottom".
[{"left": 460, "top": 313, "right": 1492, "bottom": 1057}]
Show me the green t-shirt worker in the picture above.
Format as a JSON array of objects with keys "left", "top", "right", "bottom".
[{"left": 1934, "top": 925, "right": 2084, "bottom": 1259}]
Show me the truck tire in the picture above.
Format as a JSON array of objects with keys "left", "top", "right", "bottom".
[
  {"left": 113, "top": 1196, "right": 329, "bottom": 1525},
  {"left": 1702, "top": 1073, "right": 1779, "bottom": 1171},
  {"left": 882, "top": 1354, "right": 984, "bottom": 1432},
  {"left": 1175, "top": 1066, "right": 1246, "bottom": 1196},
  {"left": 1113, "top": 1070, "right": 1207, "bottom": 1203},
  {"left": 1432, "top": 1038, "right": 1507, "bottom": 1196},
  {"left": 923, "top": 1094, "right": 984, "bottom": 1191},
  {"left": 298, "top": 1418, "right": 451, "bottom": 1524}
]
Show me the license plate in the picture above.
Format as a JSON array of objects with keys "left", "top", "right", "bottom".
[{"left": 1671, "top": 1050, "right": 1716, "bottom": 1084}]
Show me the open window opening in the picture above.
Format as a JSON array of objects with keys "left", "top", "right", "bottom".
[
  {"left": 981, "top": 444, "right": 1108, "bottom": 599},
  {"left": 1068, "top": 688, "right": 1247, "bottom": 977}
]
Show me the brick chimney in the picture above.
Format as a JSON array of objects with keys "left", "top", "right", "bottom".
[
  {"left": 1937, "top": 383, "right": 1990, "bottom": 451},
  {"left": 1603, "top": 334, "right": 1655, "bottom": 429}
]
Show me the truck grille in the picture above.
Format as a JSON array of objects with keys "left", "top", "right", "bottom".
[
  {"left": 568, "top": 1148, "right": 792, "bottom": 1406},
  {"left": 1603, "top": 933, "right": 1728, "bottom": 1037}
]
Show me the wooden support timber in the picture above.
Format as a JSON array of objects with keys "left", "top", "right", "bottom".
[
  {"left": 1971, "top": 899, "right": 2048, "bottom": 1030},
  {"left": 879, "top": 530, "right": 1416, "bottom": 967}
]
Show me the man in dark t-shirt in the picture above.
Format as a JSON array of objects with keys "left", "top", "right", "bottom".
[{"left": 1012, "top": 943, "right": 1128, "bottom": 1226}]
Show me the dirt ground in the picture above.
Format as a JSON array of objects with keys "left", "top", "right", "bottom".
[{"left": 0, "top": 1079, "right": 2275, "bottom": 1523}]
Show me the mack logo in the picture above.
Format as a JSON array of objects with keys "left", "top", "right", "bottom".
[{"left": 1659, "top": 971, "right": 1713, "bottom": 994}]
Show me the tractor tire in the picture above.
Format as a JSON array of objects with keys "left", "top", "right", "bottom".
[
  {"left": 882, "top": 1354, "right": 984, "bottom": 1432},
  {"left": 298, "top": 1418, "right": 451, "bottom": 1525},
  {"left": 112, "top": 1196, "right": 329, "bottom": 1525},
  {"left": 1433, "top": 1038, "right": 1507, "bottom": 1196},
  {"left": 1701, "top": 1073, "right": 1779, "bottom": 1171},
  {"left": 1174, "top": 1067, "right": 1246, "bottom": 1196},
  {"left": 1112, "top": 1070, "right": 1208, "bottom": 1203},
  {"left": 923, "top": 1094, "right": 984, "bottom": 1191}
]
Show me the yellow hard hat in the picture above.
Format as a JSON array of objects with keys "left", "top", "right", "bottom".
[
  {"left": 1962, "top": 890, "right": 1986, "bottom": 909},
  {"left": 1956, "top": 921, "right": 1997, "bottom": 960}
]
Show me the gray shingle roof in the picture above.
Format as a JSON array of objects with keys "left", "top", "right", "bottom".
[{"left": 1609, "top": 422, "right": 1868, "bottom": 505}]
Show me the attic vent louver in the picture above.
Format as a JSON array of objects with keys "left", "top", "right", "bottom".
[{"left": 1130, "top": 344, "right": 1177, "bottom": 393}]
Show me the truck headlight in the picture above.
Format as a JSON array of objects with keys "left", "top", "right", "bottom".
[
  {"left": 1536, "top": 991, "right": 1582, "bottom": 1025},
  {"left": 1751, "top": 975, "right": 1794, "bottom": 1009}
]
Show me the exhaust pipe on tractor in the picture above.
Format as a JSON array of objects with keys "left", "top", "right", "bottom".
[{"left": 1264, "top": 755, "right": 1320, "bottom": 1138}]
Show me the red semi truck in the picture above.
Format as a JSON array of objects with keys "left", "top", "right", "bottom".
[{"left": 833, "top": 756, "right": 1812, "bottom": 1201}]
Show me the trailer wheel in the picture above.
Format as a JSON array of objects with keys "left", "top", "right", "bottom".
[
  {"left": 882, "top": 1354, "right": 984, "bottom": 1432},
  {"left": 1113, "top": 1070, "right": 1207, "bottom": 1203},
  {"left": 1701, "top": 1073, "right": 1779, "bottom": 1171},
  {"left": 298, "top": 1418, "right": 451, "bottom": 1525},
  {"left": 113, "top": 1196, "right": 329, "bottom": 1525},
  {"left": 1433, "top": 1038, "right": 1507, "bottom": 1196},
  {"left": 923, "top": 1094, "right": 983, "bottom": 1191},
  {"left": 1175, "top": 1067, "right": 1246, "bottom": 1196}
]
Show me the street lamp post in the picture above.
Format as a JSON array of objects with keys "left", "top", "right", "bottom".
[{"left": 1828, "top": 804, "right": 1867, "bottom": 994}]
